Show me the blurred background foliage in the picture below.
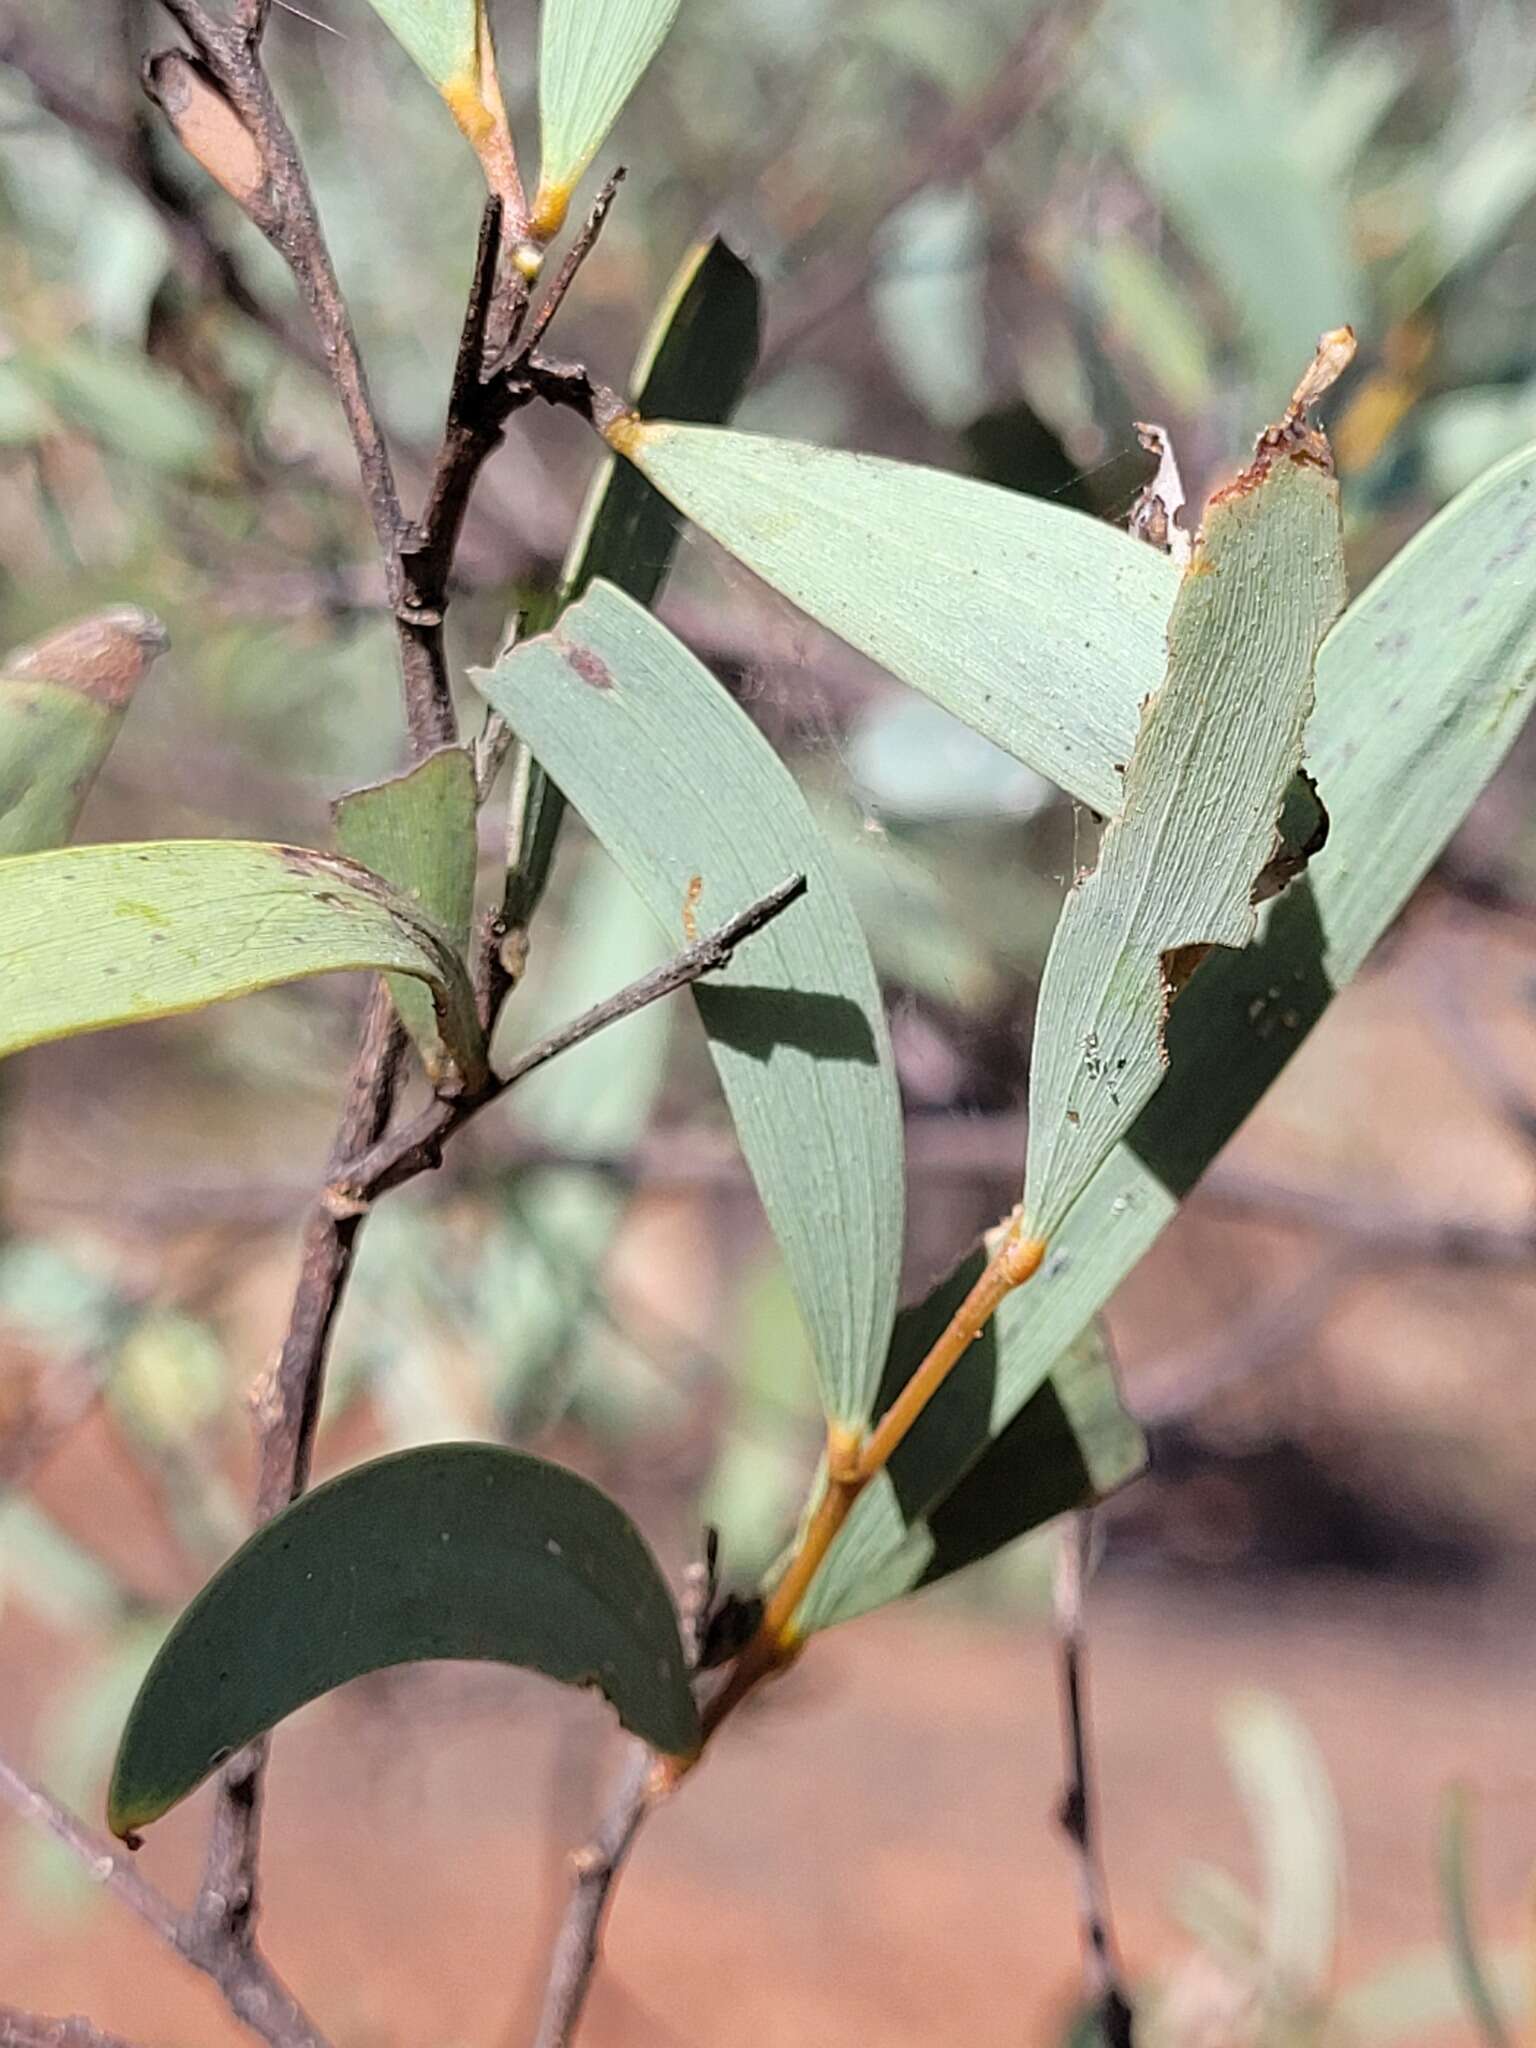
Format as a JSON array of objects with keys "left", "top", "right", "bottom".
[{"left": 3, "top": 0, "right": 1536, "bottom": 2036}]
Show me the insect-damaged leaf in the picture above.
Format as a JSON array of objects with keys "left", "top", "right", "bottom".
[
  {"left": 474, "top": 582, "right": 904, "bottom": 1435},
  {"left": 533, "top": 0, "right": 683, "bottom": 239},
  {"left": 107, "top": 1443, "right": 698, "bottom": 1839},
  {"left": 1024, "top": 341, "right": 1351, "bottom": 1243},
  {"left": 335, "top": 746, "right": 478, "bottom": 1080},
  {"left": 603, "top": 416, "right": 1179, "bottom": 816},
  {"left": 796, "top": 426, "right": 1536, "bottom": 1631},
  {"left": 0, "top": 609, "right": 166, "bottom": 859},
  {"left": 0, "top": 840, "right": 485, "bottom": 1090}
]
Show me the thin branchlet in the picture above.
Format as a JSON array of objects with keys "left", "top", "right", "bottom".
[{"left": 1054, "top": 1516, "right": 1134, "bottom": 2048}]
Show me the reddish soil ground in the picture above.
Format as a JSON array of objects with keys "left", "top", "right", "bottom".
[{"left": 6, "top": 1567, "right": 1535, "bottom": 2048}]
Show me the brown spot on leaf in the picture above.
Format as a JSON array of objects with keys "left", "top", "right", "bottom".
[
  {"left": 143, "top": 52, "right": 269, "bottom": 219},
  {"left": 563, "top": 642, "right": 614, "bottom": 691},
  {"left": 682, "top": 874, "right": 703, "bottom": 944},
  {"left": 3, "top": 608, "right": 168, "bottom": 710}
]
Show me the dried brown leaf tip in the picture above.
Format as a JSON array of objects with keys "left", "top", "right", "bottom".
[
  {"left": 1128, "top": 422, "right": 1192, "bottom": 567},
  {"left": 1214, "top": 326, "right": 1358, "bottom": 507},
  {"left": 142, "top": 52, "right": 270, "bottom": 221},
  {"left": 1287, "top": 326, "right": 1359, "bottom": 425},
  {"left": 3, "top": 608, "right": 169, "bottom": 710}
]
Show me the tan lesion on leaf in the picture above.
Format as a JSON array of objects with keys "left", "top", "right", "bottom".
[
  {"left": 4, "top": 608, "right": 167, "bottom": 709},
  {"left": 682, "top": 873, "right": 703, "bottom": 943},
  {"left": 143, "top": 53, "right": 269, "bottom": 220},
  {"left": 558, "top": 641, "right": 614, "bottom": 691}
]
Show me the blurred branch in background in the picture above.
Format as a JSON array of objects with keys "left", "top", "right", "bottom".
[
  {"left": 0, "top": 1750, "right": 327, "bottom": 2048},
  {"left": 0, "top": 18, "right": 305, "bottom": 357},
  {"left": 0, "top": 1353, "right": 110, "bottom": 1494},
  {"left": 758, "top": 1, "right": 1095, "bottom": 370},
  {"left": 0, "top": 2007, "right": 148, "bottom": 2048},
  {"left": 1053, "top": 1513, "right": 1134, "bottom": 2048},
  {"left": 24, "top": 1111, "right": 1536, "bottom": 1261}
]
